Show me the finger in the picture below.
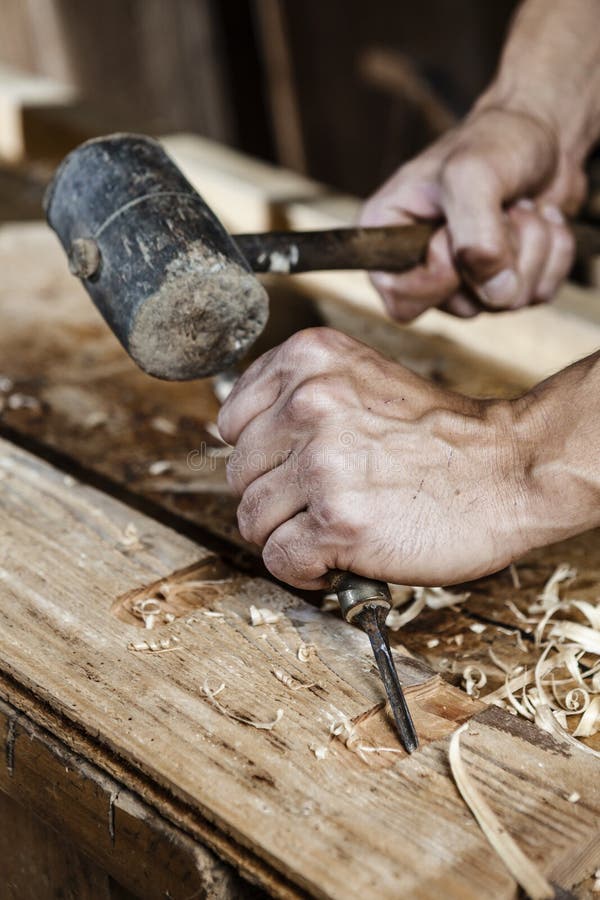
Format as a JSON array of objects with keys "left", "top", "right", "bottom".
[
  {"left": 369, "top": 227, "right": 460, "bottom": 321},
  {"left": 441, "top": 152, "right": 522, "bottom": 307},
  {"left": 217, "top": 346, "right": 282, "bottom": 444},
  {"left": 218, "top": 328, "right": 337, "bottom": 444},
  {"left": 507, "top": 202, "right": 550, "bottom": 308},
  {"left": 535, "top": 205, "right": 575, "bottom": 301},
  {"left": 262, "top": 512, "right": 329, "bottom": 590},
  {"left": 440, "top": 291, "right": 483, "bottom": 318},
  {"left": 225, "top": 401, "right": 295, "bottom": 495},
  {"left": 236, "top": 463, "right": 306, "bottom": 546}
]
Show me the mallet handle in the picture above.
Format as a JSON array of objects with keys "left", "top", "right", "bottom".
[{"left": 235, "top": 221, "right": 600, "bottom": 275}]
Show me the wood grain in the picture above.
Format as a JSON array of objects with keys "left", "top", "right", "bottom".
[{"left": 0, "top": 437, "right": 599, "bottom": 897}]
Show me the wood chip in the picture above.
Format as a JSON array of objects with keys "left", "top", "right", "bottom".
[{"left": 449, "top": 725, "right": 554, "bottom": 900}]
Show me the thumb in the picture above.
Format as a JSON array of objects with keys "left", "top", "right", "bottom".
[{"left": 440, "top": 150, "right": 520, "bottom": 308}]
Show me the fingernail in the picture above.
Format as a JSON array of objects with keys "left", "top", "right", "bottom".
[
  {"left": 541, "top": 204, "right": 565, "bottom": 225},
  {"left": 479, "top": 269, "right": 519, "bottom": 307}
]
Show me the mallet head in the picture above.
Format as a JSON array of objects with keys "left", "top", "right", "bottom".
[{"left": 45, "top": 134, "right": 269, "bottom": 380}]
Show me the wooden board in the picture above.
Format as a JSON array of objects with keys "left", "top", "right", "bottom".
[{"left": 0, "top": 436, "right": 599, "bottom": 899}]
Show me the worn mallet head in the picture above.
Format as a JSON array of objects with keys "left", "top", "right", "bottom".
[{"left": 44, "top": 134, "right": 269, "bottom": 380}]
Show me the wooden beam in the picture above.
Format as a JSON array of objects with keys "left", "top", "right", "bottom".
[{"left": 0, "top": 436, "right": 599, "bottom": 897}]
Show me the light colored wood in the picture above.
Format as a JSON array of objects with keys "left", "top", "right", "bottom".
[
  {"left": 0, "top": 436, "right": 599, "bottom": 898},
  {"left": 162, "top": 133, "right": 325, "bottom": 233},
  {"left": 0, "top": 62, "right": 75, "bottom": 161}
]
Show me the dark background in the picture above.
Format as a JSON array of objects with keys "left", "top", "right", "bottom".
[{"left": 0, "top": 0, "right": 518, "bottom": 195}]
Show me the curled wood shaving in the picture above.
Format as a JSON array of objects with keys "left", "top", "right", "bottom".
[
  {"left": 117, "top": 522, "right": 147, "bottom": 552},
  {"left": 327, "top": 710, "right": 404, "bottom": 763},
  {"left": 386, "top": 594, "right": 426, "bottom": 630},
  {"left": 386, "top": 585, "right": 470, "bottom": 631},
  {"left": 534, "top": 704, "right": 600, "bottom": 759},
  {"left": 449, "top": 725, "right": 554, "bottom": 900},
  {"left": 297, "top": 642, "right": 315, "bottom": 662},
  {"left": 426, "top": 638, "right": 440, "bottom": 649},
  {"left": 249, "top": 605, "right": 283, "bottom": 626},
  {"left": 462, "top": 666, "right": 487, "bottom": 698},
  {"left": 469, "top": 623, "right": 487, "bottom": 634},
  {"left": 132, "top": 596, "right": 163, "bottom": 630},
  {"left": 202, "top": 679, "right": 283, "bottom": 730},
  {"left": 531, "top": 563, "right": 576, "bottom": 613},
  {"left": 272, "top": 668, "right": 317, "bottom": 691}
]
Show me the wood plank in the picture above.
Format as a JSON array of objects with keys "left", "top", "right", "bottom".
[
  {"left": 0, "top": 62, "right": 76, "bottom": 162},
  {"left": 0, "top": 436, "right": 599, "bottom": 897}
]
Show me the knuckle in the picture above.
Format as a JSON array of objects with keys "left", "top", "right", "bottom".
[
  {"left": 442, "top": 148, "right": 491, "bottom": 190},
  {"left": 262, "top": 537, "right": 302, "bottom": 581},
  {"left": 314, "top": 493, "right": 362, "bottom": 539},
  {"left": 283, "top": 327, "right": 343, "bottom": 364},
  {"left": 236, "top": 489, "right": 262, "bottom": 543},
  {"left": 286, "top": 377, "right": 335, "bottom": 420}
]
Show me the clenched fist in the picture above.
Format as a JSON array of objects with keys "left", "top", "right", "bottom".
[{"left": 218, "top": 328, "right": 535, "bottom": 589}]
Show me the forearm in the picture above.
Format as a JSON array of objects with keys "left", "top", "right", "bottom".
[
  {"left": 477, "top": 0, "right": 600, "bottom": 163},
  {"left": 513, "top": 351, "right": 600, "bottom": 550}
]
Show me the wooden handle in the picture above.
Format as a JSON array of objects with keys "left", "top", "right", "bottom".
[
  {"left": 234, "top": 224, "right": 434, "bottom": 274},
  {"left": 234, "top": 220, "right": 600, "bottom": 275}
]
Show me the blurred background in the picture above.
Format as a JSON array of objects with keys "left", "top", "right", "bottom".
[{"left": 0, "top": 0, "right": 520, "bottom": 206}]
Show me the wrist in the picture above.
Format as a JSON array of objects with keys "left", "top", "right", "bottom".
[{"left": 506, "top": 382, "right": 600, "bottom": 554}]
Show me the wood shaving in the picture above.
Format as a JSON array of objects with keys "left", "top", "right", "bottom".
[
  {"left": 509, "top": 563, "right": 521, "bottom": 589},
  {"left": 203, "top": 610, "right": 225, "bottom": 618},
  {"left": 310, "top": 744, "right": 329, "bottom": 760},
  {"left": 202, "top": 679, "right": 283, "bottom": 730},
  {"left": 132, "top": 596, "right": 163, "bottom": 630},
  {"left": 327, "top": 710, "right": 404, "bottom": 763},
  {"left": 567, "top": 792, "right": 580, "bottom": 803},
  {"left": 462, "top": 666, "right": 487, "bottom": 698},
  {"left": 297, "top": 642, "right": 315, "bottom": 662},
  {"left": 0, "top": 376, "right": 13, "bottom": 392},
  {"left": 320, "top": 593, "right": 338, "bottom": 612},
  {"left": 419, "top": 586, "right": 470, "bottom": 610},
  {"left": 148, "top": 460, "right": 173, "bottom": 476},
  {"left": 83, "top": 410, "right": 108, "bottom": 429},
  {"left": 426, "top": 638, "right": 440, "bottom": 649},
  {"left": 150, "top": 416, "right": 177, "bottom": 435},
  {"left": 530, "top": 563, "right": 576, "bottom": 613},
  {"left": 449, "top": 724, "right": 554, "bottom": 900},
  {"left": 469, "top": 623, "right": 486, "bottom": 634},
  {"left": 117, "top": 522, "right": 147, "bottom": 552},
  {"left": 386, "top": 593, "right": 426, "bottom": 630},
  {"left": 7, "top": 393, "right": 41, "bottom": 411},
  {"left": 128, "top": 636, "right": 180, "bottom": 653},
  {"left": 272, "top": 668, "right": 317, "bottom": 691},
  {"left": 249, "top": 605, "right": 283, "bottom": 626}
]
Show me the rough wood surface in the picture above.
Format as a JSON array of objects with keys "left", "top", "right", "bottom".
[{"left": 0, "top": 437, "right": 599, "bottom": 897}]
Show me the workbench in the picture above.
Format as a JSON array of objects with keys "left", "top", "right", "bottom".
[{"left": 1, "top": 133, "right": 600, "bottom": 900}]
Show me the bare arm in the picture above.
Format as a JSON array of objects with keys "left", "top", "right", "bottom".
[{"left": 361, "top": 0, "right": 600, "bottom": 319}]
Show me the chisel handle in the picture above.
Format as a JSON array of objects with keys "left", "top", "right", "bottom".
[
  {"left": 329, "top": 570, "right": 392, "bottom": 623},
  {"left": 234, "top": 220, "right": 600, "bottom": 275}
]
